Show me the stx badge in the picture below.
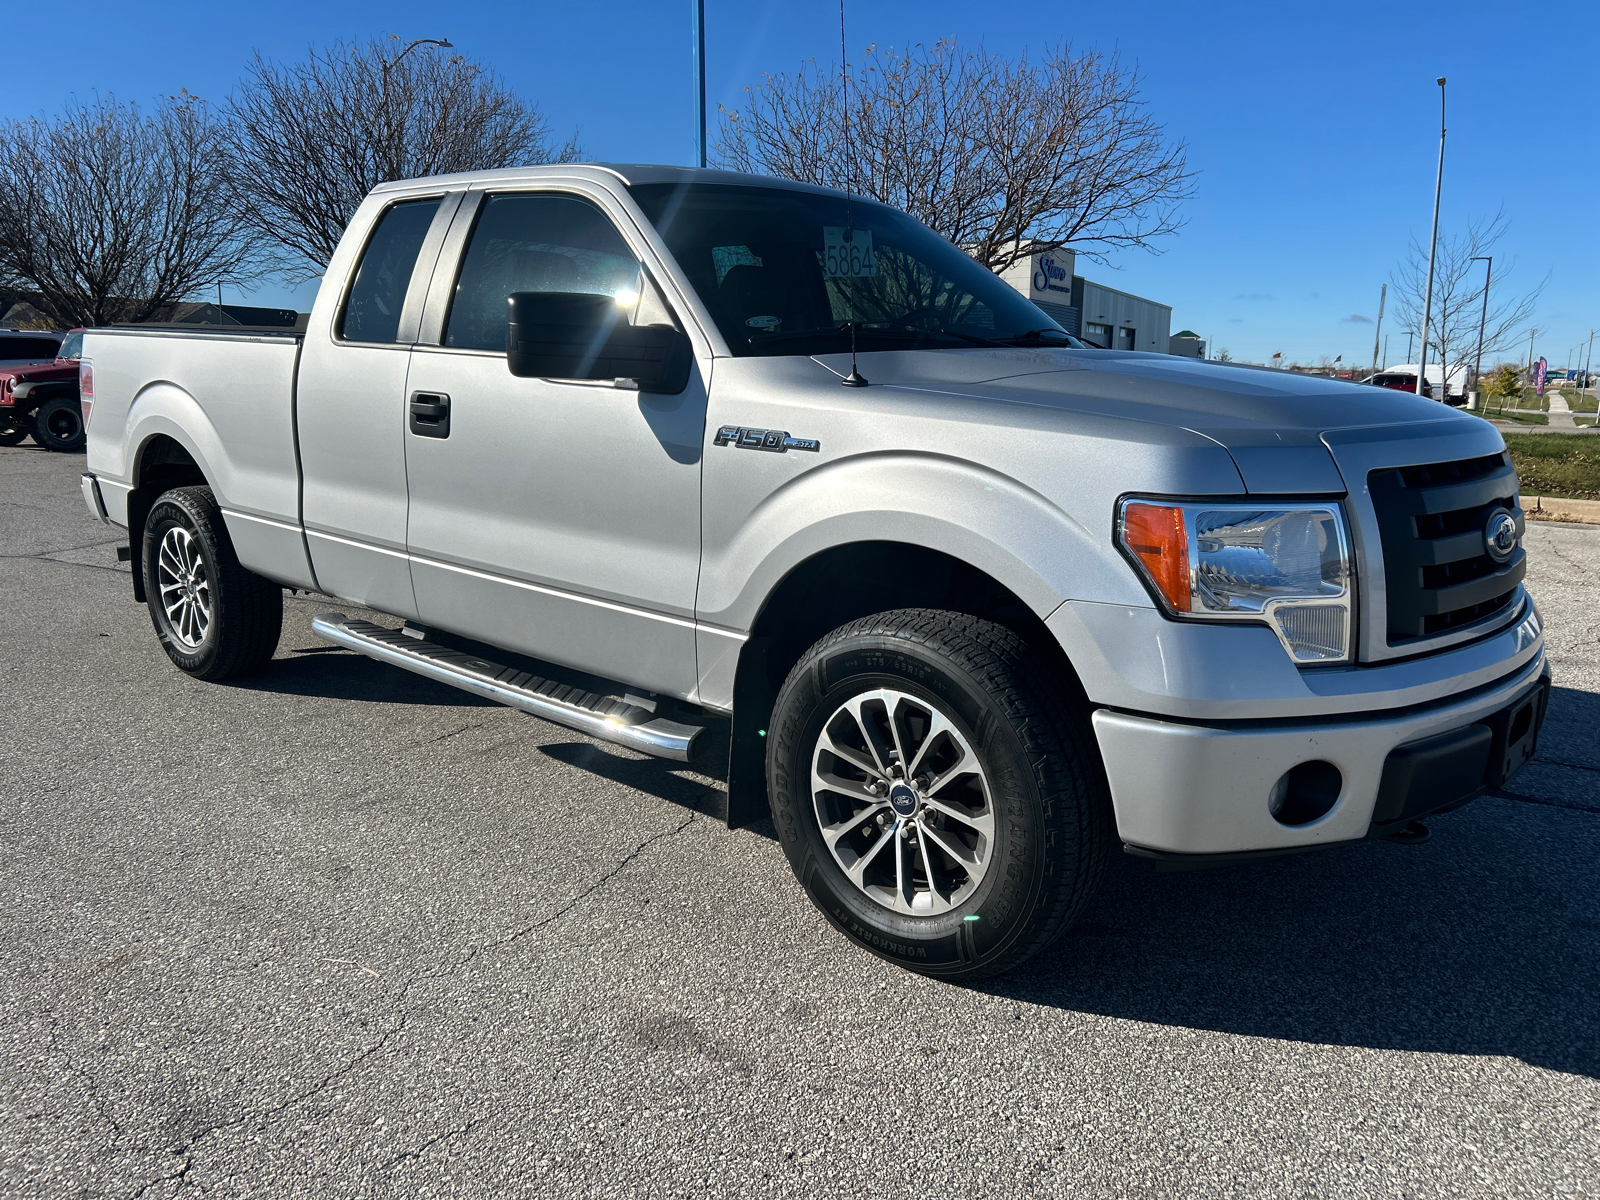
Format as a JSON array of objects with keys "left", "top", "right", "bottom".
[{"left": 713, "top": 426, "right": 820, "bottom": 453}]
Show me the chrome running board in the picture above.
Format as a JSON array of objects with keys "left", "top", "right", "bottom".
[{"left": 310, "top": 613, "right": 708, "bottom": 761}]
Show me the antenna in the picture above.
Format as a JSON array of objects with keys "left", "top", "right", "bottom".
[{"left": 838, "top": 0, "right": 867, "bottom": 387}]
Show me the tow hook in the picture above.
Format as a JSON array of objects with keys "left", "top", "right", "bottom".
[{"left": 1381, "top": 820, "right": 1431, "bottom": 845}]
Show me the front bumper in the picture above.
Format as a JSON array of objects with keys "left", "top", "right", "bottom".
[{"left": 1092, "top": 647, "right": 1549, "bottom": 856}]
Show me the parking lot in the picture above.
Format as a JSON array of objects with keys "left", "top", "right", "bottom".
[{"left": 2, "top": 442, "right": 1597, "bottom": 1198}]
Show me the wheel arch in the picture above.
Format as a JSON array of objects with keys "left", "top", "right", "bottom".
[
  {"left": 126, "top": 432, "right": 211, "bottom": 602},
  {"left": 724, "top": 539, "right": 1089, "bottom": 828}
]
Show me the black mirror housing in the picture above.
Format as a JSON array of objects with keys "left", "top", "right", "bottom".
[{"left": 506, "top": 291, "right": 690, "bottom": 393}]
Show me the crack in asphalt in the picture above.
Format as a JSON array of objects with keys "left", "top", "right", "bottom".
[
  {"left": 1493, "top": 788, "right": 1600, "bottom": 816},
  {"left": 121, "top": 811, "right": 700, "bottom": 1198},
  {"left": 377, "top": 1114, "right": 492, "bottom": 1172},
  {"left": 43, "top": 1010, "right": 124, "bottom": 1142}
]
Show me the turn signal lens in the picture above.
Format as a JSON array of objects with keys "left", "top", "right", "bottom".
[
  {"left": 78, "top": 359, "right": 94, "bottom": 430},
  {"left": 1120, "top": 502, "right": 1189, "bottom": 612}
]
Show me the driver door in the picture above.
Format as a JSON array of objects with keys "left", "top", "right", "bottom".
[{"left": 402, "top": 188, "right": 709, "bottom": 699}]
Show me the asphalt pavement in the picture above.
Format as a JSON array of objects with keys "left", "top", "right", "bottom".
[{"left": 2, "top": 443, "right": 1598, "bottom": 1199}]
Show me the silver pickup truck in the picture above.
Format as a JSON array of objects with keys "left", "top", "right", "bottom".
[{"left": 81, "top": 164, "right": 1548, "bottom": 978}]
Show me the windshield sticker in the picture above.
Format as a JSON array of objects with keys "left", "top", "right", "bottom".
[
  {"left": 745, "top": 315, "right": 783, "bottom": 330},
  {"left": 823, "top": 228, "right": 876, "bottom": 278}
]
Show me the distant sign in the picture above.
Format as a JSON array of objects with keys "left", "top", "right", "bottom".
[
  {"left": 1031, "top": 252, "right": 1073, "bottom": 296},
  {"left": 1535, "top": 356, "right": 1547, "bottom": 397}
]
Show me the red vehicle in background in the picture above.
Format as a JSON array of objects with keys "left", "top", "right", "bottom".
[
  {"left": 0, "top": 328, "right": 86, "bottom": 451},
  {"left": 1364, "top": 369, "right": 1434, "bottom": 400}
]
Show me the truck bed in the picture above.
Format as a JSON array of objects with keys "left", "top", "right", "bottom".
[{"left": 82, "top": 325, "right": 313, "bottom": 589}]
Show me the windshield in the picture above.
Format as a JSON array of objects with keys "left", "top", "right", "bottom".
[
  {"left": 628, "top": 182, "right": 1085, "bottom": 357},
  {"left": 57, "top": 332, "right": 83, "bottom": 360}
]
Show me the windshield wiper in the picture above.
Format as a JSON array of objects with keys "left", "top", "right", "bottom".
[
  {"left": 746, "top": 323, "right": 1003, "bottom": 351},
  {"left": 992, "top": 328, "right": 1080, "bottom": 347}
]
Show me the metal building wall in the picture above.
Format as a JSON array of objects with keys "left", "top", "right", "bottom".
[{"left": 1072, "top": 278, "right": 1172, "bottom": 353}]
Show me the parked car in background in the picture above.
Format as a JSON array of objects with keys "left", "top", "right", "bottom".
[
  {"left": 0, "top": 329, "right": 63, "bottom": 369},
  {"left": 1363, "top": 369, "right": 1434, "bottom": 400},
  {"left": 0, "top": 329, "right": 86, "bottom": 451}
]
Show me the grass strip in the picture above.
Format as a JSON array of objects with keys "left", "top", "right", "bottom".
[{"left": 1504, "top": 433, "right": 1600, "bottom": 500}]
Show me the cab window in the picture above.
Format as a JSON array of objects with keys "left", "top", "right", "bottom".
[
  {"left": 338, "top": 198, "right": 442, "bottom": 344},
  {"left": 445, "top": 193, "right": 640, "bottom": 352}
]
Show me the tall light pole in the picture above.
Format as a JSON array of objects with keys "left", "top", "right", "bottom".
[
  {"left": 1469, "top": 255, "right": 1491, "bottom": 408},
  {"left": 380, "top": 37, "right": 452, "bottom": 87},
  {"left": 1370, "top": 283, "right": 1386, "bottom": 379},
  {"left": 1416, "top": 77, "right": 1447, "bottom": 399},
  {"left": 691, "top": 0, "right": 707, "bottom": 167}
]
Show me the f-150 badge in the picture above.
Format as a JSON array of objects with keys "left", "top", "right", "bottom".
[{"left": 713, "top": 426, "right": 820, "bottom": 453}]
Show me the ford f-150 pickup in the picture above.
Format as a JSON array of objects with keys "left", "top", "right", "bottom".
[{"left": 80, "top": 164, "right": 1548, "bottom": 978}]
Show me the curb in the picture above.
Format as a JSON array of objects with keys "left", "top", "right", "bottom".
[{"left": 1523, "top": 495, "right": 1600, "bottom": 526}]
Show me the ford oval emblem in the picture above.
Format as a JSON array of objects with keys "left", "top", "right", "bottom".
[
  {"left": 1484, "top": 510, "right": 1519, "bottom": 563},
  {"left": 888, "top": 783, "right": 919, "bottom": 817}
]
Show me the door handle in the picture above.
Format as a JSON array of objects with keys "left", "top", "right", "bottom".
[{"left": 409, "top": 391, "right": 450, "bottom": 438}]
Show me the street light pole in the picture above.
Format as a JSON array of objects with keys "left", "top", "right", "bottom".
[
  {"left": 1417, "top": 77, "right": 1447, "bottom": 399},
  {"left": 1370, "top": 283, "right": 1386, "bottom": 378},
  {"left": 1469, "top": 256, "right": 1491, "bottom": 408},
  {"left": 691, "top": 0, "right": 707, "bottom": 168}
]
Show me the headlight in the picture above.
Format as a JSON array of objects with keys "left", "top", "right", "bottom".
[{"left": 1117, "top": 499, "right": 1354, "bottom": 664}]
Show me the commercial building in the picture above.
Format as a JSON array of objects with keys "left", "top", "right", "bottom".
[{"left": 999, "top": 249, "right": 1175, "bottom": 353}]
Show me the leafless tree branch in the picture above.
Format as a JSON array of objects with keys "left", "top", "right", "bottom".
[
  {"left": 1389, "top": 209, "right": 1544, "bottom": 389},
  {"left": 224, "top": 36, "right": 580, "bottom": 276},
  {"left": 716, "top": 40, "right": 1196, "bottom": 271},
  {"left": 0, "top": 93, "right": 263, "bottom": 328}
]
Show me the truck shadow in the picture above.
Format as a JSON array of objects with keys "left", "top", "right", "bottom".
[
  {"left": 231, "top": 649, "right": 498, "bottom": 706},
  {"left": 992, "top": 793, "right": 1600, "bottom": 1079},
  {"left": 537, "top": 741, "right": 755, "bottom": 831}
]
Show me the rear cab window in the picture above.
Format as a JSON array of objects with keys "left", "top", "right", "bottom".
[{"left": 338, "top": 198, "right": 443, "bottom": 344}]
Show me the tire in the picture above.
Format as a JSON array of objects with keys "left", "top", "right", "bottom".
[
  {"left": 0, "top": 416, "right": 30, "bottom": 447},
  {"left": 767, "top": 609, "right": 1111, "bottom": 980},
  {"left": 141, "top": 485, "right": 283, "bottom": 680},
  {"left": 30, "top": 396, "right": 85, "bottom": 452}
]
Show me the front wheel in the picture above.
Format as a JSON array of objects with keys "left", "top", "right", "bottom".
[
  {"left": 31, "top": 397, "right": 85, "bottom": 452},
  {"left": 767, "top": 609, "right": 1111, "bottom": 979},
  {"left": 142, "top": 485, "right": 283, "bottom": 680}
]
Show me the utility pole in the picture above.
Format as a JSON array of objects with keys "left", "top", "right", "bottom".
[
  {"left": 1469, "top": 256, "right": 1491, "bottom": 408},
  {"left": 1383, "top": 334, "right": 1389, "bottom": 369},
  {"left": 691, "top": 0, "right": 707, "bottom": 168},
  {"left": 1417, "top": 77, "right": 1447, "bottom": 399},
  {"left": 1370, "top": 283, "right": 1386, "bottom": 378}
]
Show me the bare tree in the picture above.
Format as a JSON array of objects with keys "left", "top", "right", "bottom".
[
  {"left": 0, "top": 94, "right": 261, "bottom": 328},
  {"left": 225, "top": 36, "right": 580, "bottom": 275},
  {"left": 716, "top": 40, "right": 1196, "bottom": 271},
  {"left": 1390, "top": 210, "right": 1542, "bottom": 395}
]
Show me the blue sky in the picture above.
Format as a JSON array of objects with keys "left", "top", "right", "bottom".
[{"left": 6, "top": 1, "right": 1596, "bottom": 369}]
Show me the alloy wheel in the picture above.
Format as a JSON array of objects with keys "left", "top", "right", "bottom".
[{"left": 810, "top": 688, "right": 994, "bottom": 915}]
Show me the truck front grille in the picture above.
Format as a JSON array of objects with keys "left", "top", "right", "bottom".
[{"left": 1368, "top": 451, "right": 1525, "bottom": 646}]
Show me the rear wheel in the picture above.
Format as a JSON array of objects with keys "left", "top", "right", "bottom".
[
  {"left": 142, "top": 485, "right": 282, "bottom": 680},
  {"left": 767, "top": 609, "right": 1111, "bottom": 979},
  {"left": 31, "top": 396, "right": 85, "bottom": 452}
]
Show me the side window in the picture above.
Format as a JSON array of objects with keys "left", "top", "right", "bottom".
[
  {"left": 445, "top": 193, "right": 640, "bottom": 352},
  {"left": 57, "top": 332, "right": 84, "bottom": 360},
  {"left": 338, "top": 197, "right": 442, "bottom": 344}
]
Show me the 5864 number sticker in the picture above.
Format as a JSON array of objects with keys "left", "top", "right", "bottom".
[{"left": 823, "top": 227, "right": 876, "bottom": 278}]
